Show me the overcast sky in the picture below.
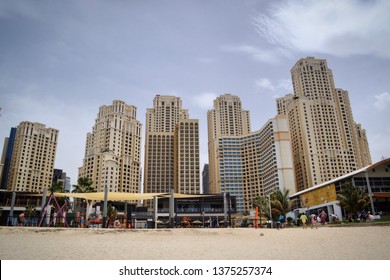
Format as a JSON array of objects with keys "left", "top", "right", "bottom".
[{"left": 1, "top": 0, "right": 389, "bottom": 186}]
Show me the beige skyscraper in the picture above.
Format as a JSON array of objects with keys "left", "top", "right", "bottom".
[
  {"left": 144, "top": 95, "right": 200, "bottom": 195},
  {"left": 277, "top": 57, "right": 372, "bottom": 192},
  {"left": 6, "top": 122, "right": 58, "bottom": 192},
  {"left": 78, "top": 100, "right": 142, "bottom": 193},
  {"left": 207, "top": 94, "right": 250, "bottom": 194},
  {"left": 174, "top": 119, "right": 200, "bottom": 194}
]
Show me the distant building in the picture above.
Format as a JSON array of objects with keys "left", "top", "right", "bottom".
[
  {"left": 78, "top": 100, "right": 142, "bottom": 193},
  {"left": 52, "top": 168, "right": 71, "bottom": 192},
  {"left": 53, "top": 169, "right": 63, "bottom": 185},
  {"left": 4, "top": 122, "right": 58, "bottom": 192},
  {"left": 277, "top": 57, "right": 372, "bottom": 192},
  {"left": 0, "top": 127, "right": 16, "bottom": 190}
]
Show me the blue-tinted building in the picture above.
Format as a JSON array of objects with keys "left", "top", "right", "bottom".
[{"left": 1, "top": 127, "right": 16, "bottom": 190}]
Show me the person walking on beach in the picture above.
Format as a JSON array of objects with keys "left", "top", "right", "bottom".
[
  {"left": 366, "top": 211, "right": 373, "bottom": 222},
  {"left": 300, "top": 213, "right": 308, "bottom": 229},
  {"left": 276, "top": 214, "right": 285, "bottom": 229},
  {"left": 319, "top": 210, "right": 327, "bottom": 225},
  {"left": 18, "top": 212, "right": 25, "bottom": 226},
  {"left": 311, "top": 214, "right": 318, "bottom": 229},
  {"left": 75, "top": 211, "right": 80, "bottom": 228}
]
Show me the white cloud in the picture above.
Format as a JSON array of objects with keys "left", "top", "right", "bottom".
[
  {"left": 222, "top": 44, "right": 290, "bottom": 64},
  {"left": 374, "top": 92, "right": 390, "bottom": 111},
  {"left": 191, "top": 92, "right": 218, "bottom": 109},
  {"left": 256, "top": 78, "right": 275, "bottom": 91},
  {"left": 254, "top": 0, "right": 390, "bottom": 58},
  {"left": 255, "top": 77, "right": 293, "bottom": 95}
]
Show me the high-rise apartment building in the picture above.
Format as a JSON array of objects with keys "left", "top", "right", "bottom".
[
  {"left": 144, "top": 95, "right": 200, "bottom": 195},
  {"left": 174, "top": 119, "right": 200, "bottom": 194},
  {"left": 256, "top": 115, "right": 295, "bottom": 198},
  {"left": 78, "top": 100, "right": 142, "bottom": 193},
  {"left": 4, "top": 122, "right": 58, "bottom": 192},
  {"left": 207, "top": 94, "right": 250, "bottom": 194},
  {"left": 277, "top": 57, "right": 372, "bottom": 192}
]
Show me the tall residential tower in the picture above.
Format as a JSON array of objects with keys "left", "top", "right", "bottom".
[
  {"left": 277, "top": 57, "right": 372, "bottom": 192},
  {"left": 5, "top": 122, "right": 58, "bottom": 192},
  {"left": 78, "top": 100, "right": 142, "bottom": 193},
  {"left": 144, "top": 95, "right": 200, "bottom": 196},
  {"left": 207, "top": 94, "right": 250, "bottom": 195}
]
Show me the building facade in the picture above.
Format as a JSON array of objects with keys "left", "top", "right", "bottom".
[
  {"left": 5, "top": 122, "right": 58, "bottom": 192},
  {"left": 277, "top": 57, "right": 372, "bottom": 192},
  {"left": 144, "top": 95, "right": 200, "bottom": 196},
  {"left": 78, "top": 100, "right": 142, "bottom": 193}
]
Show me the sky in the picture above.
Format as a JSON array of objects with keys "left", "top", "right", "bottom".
[{"left": 0, "top": 0, "right": 389, "bottom": 186}]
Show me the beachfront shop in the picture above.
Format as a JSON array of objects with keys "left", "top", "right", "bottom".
[{"left": 290, "top": 158, "right": 390, "bottom": 221}]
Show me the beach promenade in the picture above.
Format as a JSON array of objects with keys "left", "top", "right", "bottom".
[{"left": 1, "top": 226, "right": 389, "bottom": 260}]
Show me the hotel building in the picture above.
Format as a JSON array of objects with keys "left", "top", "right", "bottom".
[
  {"left": 208, "top": 94, "right": 295, "bottom": 212},
  {"left": 207, "top": 94, "right": 250, "bottom": 195},
  {"left": 4, "top": 122, "right": 58, "bottom": 192},
  {"left": 277, "top": 57, "right": 372, "bottom": 192},
  {"left": 78, "top": 100, "right": 142, "bottom": 193},
  {"left": 144, "top": 95, "right": 200, "bottom": 196}
]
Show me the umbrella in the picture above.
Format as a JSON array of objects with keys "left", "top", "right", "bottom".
[{"left": 192, "top": 220, "right": 202, "bottom": 224}]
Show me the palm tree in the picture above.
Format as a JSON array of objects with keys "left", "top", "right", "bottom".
[
  {"left": 270, "top": 188, "right": 295, "bottom": 220},
  {"left": 72, "top": 177, "right": 96, "bottom": 193},
  {"left": 48, "top": 181, "right": 66, "bottom": 206},
  {"left": 107, "top": 204, "right": 117, "bottom": 227},
  {"left": 254, "top": 196, "right": 271, "bottom": 220},
  {"left": 337, "top": 183, "right": 370, "bottom": 222},
  {"left": 72, "top": 177, "right": 95, "bottom": 216},
  {"left": 49, "top": 181, "right": 65, "bottom": 193},
  {"left": 24, "top": 204, "right": 36, "bottom": 226}
]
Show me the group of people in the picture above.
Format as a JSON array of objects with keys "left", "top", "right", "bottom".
[
  {"left": 359, "top": 210, "right": 374, "bottom": 222},
  {"left": 276, "top": 210, "right": 329, "bottom": 230},
  {"left": 298, "top": 210, "right": 331, "bottom": 229}
]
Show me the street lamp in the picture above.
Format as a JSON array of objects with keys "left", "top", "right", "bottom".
[
  {"left": 202, "top": 211, "right": 205, "bottom": 228},
  {"left": 268, "top": 194, "right": 272, "bottom": 228}
]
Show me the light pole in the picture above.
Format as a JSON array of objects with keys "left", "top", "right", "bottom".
[
  {"left": 202, "top": 211, "right": 205, "bottom": 228},
  {"left": 268, "top": 194, "right": 272, "bottom": 228}
]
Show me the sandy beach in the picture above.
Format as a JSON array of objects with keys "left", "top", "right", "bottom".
[{"left": 1, "top": 225, "right": 390, "bottom": 260}]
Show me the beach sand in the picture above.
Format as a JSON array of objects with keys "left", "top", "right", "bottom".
[{"left": 1, "top": 225, "right": 389, "bottom": 260}]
